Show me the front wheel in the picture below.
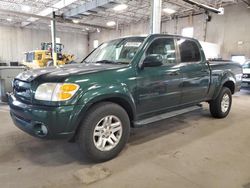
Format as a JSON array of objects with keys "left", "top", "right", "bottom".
[
  {"left": 46, "top": 60, "right": 53, "bottom": 67},
  {"left": 209, "top": 87, "right": 232, "bottom": 118},
  {"left": 77, "top": 102, "right": 130, "bottom": 162}
]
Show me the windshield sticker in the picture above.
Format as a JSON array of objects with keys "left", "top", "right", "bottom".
[{"left": 125, "top": 42, "right": 142, "bottom": 47}]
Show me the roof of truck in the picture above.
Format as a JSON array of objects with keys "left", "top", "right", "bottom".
[{"left": 109, "top": 34, "right": 195, "bottom": 41}]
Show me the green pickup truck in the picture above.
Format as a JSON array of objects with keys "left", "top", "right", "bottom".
[{"left": 8, "top": 34, "right": 242, "bottom": 162}]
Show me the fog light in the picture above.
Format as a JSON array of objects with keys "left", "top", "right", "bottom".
[{"left": 34, "top": 122, "right": 48, "bottom": 137}]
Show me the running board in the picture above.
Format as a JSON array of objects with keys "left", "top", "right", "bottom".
[{"left": 134, "top": 105, "right": 202, "bottom": 127}]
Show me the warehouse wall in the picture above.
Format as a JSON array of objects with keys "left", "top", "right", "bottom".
[
  {"left": 88, "top": 20, "right": 150, "bottom": 52},
  {"left": 206, "top": 3, "right": 250, "bottom": 59},
  {"left": 89, "top": 3, "right": 250, "bottom": 59},
  {"left": 0, "top": 26, "right": 88, "bottom": 64}
]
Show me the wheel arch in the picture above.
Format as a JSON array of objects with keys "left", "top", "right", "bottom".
[
  {"left": 211, "top": 72, "right": 236, "bottom": 101},
  {"left": 81, "top": 95, "right": 136, "bottom": 123},
  {"left": 223, "top": 80, "right": 235, "bottom": 94},
  {"left": 70, "top": 93, "right": 136, "bottom": 142}
]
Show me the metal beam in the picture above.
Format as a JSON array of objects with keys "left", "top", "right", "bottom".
[
  {"left": 21, "top": 0, "right": 79, "bottom": 27},
  {"left": 0, "top": 8, "right": 51, "bottom": 21},
  {"left": 63, "top": 0, "right": 116, "bottom": 18},
  {"left": 51, "top": 11, "right": 57, "bottom": 66},
  {"left": 182, "top": 0, "right": 221, "bottom": 14},
  {"left": 150, "top": 0, "right": 162, "bottom": 34},
  {"left": 59, "top": 18, "right": 113, "bottom": 30},
  {"left": 242, "top": 0, "right": 250, "bottom": 7},
  {"left": 0, "top": 9, "right": 112, "bottom": 30},
  {"left": 168, "top": 0, "right": 196, "bottom": 10}
]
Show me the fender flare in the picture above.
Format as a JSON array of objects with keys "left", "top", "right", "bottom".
[
  {"left": 212, "top": 71, "right": 236, "bottom": 100},
  {"left": 72, "top": 84, "right": 136, "bottom": 132}
]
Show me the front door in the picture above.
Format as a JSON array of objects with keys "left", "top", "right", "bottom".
[{"left": 136, "top": 37, "right": 182, "bottom": 118}]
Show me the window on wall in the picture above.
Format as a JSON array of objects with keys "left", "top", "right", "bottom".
[
  {"left": 231, "top": 55, "right": 246, "bottom": 65},
  {"left": 181, "top": 27, "right": 194, "bottom": 37},
  {"left": 56, "top": 37, "right": 61, "bottom": 43},
  {"left": 93, "top": 40, "right": 99, "bottom": 48}
]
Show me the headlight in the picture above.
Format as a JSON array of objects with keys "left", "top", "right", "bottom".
[
  {"left": 236, "top": 73, "right": 243, "bottom": 81},
  {"left": 35, "top": 83, "right": 79, "bottom": 101}
]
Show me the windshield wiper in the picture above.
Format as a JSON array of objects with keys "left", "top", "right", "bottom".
[
  {"left": 96, "top": 60, "right": 117, "bottom": 64},
  {"left": 80, "top": 59, "right": 88, "bottom": 64},
  {"left": 95, "top": 60, "right": 129, "bottom": 65}
]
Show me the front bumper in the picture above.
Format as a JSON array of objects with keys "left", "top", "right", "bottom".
[
  {"left": 8, "top": 93, "right": 85, "bottom": 139},
  {"left": 242, "top": 78, "right": 250, "bottom": 83}
]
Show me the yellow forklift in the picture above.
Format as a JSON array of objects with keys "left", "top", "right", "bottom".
[{"left": 22, "top": 42, "right": 75, "bottom": 69}]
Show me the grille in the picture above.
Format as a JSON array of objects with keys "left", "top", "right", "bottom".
[
  {"left": 13, "top": 79, "right": 32, "bottom": 103},
  {"left": 243, "top": 74, "right": 250, "bottom": 78}
]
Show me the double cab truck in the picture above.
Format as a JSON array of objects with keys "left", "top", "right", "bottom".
[
  {"left": 8, "top": 34, "right": 242, "bottom": 162},
  {"left": 242, "top": 60, "right": 250, "bottom": 85}
]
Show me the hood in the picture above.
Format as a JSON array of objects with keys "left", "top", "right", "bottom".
[{"left": 16, "top": 63, "right": 125, "bottom": 82}]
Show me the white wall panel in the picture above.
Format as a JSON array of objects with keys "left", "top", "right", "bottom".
[{"left": 0, "top": 26, "right": 88, "bottom": 64}]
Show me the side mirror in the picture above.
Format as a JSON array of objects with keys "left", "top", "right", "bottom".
[
  {"left": 127, "top": 52, "right": 135, "bottom": 59},
  {"left": 142, "top": 54, "right": 163, "bottom": 68}
]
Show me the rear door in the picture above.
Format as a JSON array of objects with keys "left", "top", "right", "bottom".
[{"left": 177, "top": 38, "right": 210, "bottom": 105}]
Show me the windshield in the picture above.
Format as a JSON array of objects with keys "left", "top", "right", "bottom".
[
  {"left": 243, "top": 61, "right": 250, "bottom": 68},
  {"left": 84, "top": 37, "right": 145, "bottom": 64},
  {"left": 26, "top": 52, "right": 35, "bottom": 62}
]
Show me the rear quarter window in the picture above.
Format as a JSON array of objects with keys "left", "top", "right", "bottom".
[{"left": 178, "top": 39, "right": 201, "bottom": 63}]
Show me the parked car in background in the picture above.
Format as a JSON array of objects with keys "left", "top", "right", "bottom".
[
  {"left": 8, "top": 34, "right": 242, "bottom": 162},
  {"left": 242, "top": 60, "right": 250, "bottom": 85}
]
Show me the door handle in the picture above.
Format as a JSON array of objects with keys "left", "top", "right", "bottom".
[
  {"left": 167, "top": 71, "right": 180, "bottom": 76},
  {"left": 201, "top": 69, "right": 209, "bottom": 73}
]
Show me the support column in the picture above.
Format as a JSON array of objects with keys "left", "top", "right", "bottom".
[
  {"left": 174, "top": 16, "right": 178, "bottom": 34},
  {"left": 51, "top": 11, "right": 57, "bottom": 66},
  {"left": 203, "top": 12, "right": 209, "bottom": 41},
  {"left": 150, "top": 0, "right": 162, "bottom": 34},
  {"left": 87, "top": 32, "right": 90, "bottom": 54}
]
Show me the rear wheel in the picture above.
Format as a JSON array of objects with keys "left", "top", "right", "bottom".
[
  {"left": 77, "top": 102, "right": 130, "bottom": 162},
  {"left": 209, "top": 87, "right": 232, "bottom": 118}
]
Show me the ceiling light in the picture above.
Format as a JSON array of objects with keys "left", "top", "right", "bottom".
[
  {"left": 106, "top": 21, "right": 116, "bottom": 27},
  {"left": 85, "top": 27, "right": 90, "bottom": 31},
  {"left": 97, "top": 28, "right": 101, "bottom": 33},
  {"left": 72, "top": 19, "right": 80, "bottom": 24},
  {"left": 163, "top": 8, "right": 176, "bottom": 14},
  {"left": 218, "top": 7, "right": 224, "bottom": 15},
  {"left": 6, "top": 18, "right": 12, "bottom": 22},
  {"left": 113, "top": 4, "right": 128, "bottom": 11},
  {"left": 21, "top": 5, "right": 31, "bottom": 12}
]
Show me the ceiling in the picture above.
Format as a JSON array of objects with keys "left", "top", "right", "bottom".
[{"left": 0, "top": 0, "right": 241, "bottom": 33}]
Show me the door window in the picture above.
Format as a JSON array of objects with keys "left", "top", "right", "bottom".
[
  {"left": 178, "top": 39, "right": 201, "bottom": 63},
  {"left": 146, "top": 38, "right": 176, "bottom": 64}
]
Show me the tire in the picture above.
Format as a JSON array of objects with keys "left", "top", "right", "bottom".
[
  {"left": 77, "top": 102, "right": 130, "bottom": 162},
  {"left": 47, "top": 61, "right": 53, "bottom": 67},
  {"left": 209, "top": 87, "right": 232, "bottom": 118}
]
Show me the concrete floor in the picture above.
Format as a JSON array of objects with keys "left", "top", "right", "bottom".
[{"left": 1, "top": 87, "right": 250, "bottom": 188}]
